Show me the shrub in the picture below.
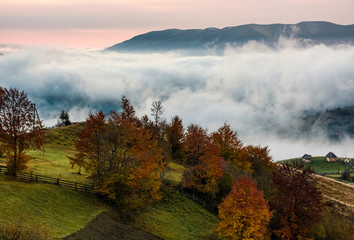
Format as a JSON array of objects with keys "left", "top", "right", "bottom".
[{"left": 341, "top": 169, "right": 352, "bottom": 182}]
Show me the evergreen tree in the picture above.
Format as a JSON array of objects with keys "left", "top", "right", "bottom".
[{"left": 57, "top": 110, "right": 71, "bottom": 127}]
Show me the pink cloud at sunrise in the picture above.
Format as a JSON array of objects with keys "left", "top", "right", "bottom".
[
  {"left": 0, "top": 0, "right": 353, "bottom": 48},
  {"left": 0, "top": 29, "right": 144, "bottom": 49}
]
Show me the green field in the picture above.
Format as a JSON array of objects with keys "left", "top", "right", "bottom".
[
  {"left": 0, "top": 174, "right": 108, "bottom": 239},
  {"left": 279, "top": 157, "right": 348, "bottom": 174}
]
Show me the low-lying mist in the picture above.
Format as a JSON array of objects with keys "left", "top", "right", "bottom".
[{"left": 1, "top": 39, "right": 354, "bottom": 160}]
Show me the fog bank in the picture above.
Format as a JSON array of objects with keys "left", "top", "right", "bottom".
[{"left": 1, "top": 40, "right": 354, "bottom": 160}]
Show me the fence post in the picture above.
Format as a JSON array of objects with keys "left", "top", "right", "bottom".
[
  {"left": 75, "top": 182, "right": 77, "bottom": 190},
  {"left": 36, "top": 175, "right": 38, "bottom": 182},
  {"left": 57, "top": 178, "right": 60, "bottom": 185}
]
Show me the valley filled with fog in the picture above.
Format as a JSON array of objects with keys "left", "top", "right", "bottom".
[{"left": 1, "top": 38, "right": 354, "bottom": 160}]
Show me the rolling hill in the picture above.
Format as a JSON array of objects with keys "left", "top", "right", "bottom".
[
  {"left": 0, "top": 123, "right": 218, "bottom": 239},
  {"left": 106, "top": 21, "right": 354, "bottom": 55}
]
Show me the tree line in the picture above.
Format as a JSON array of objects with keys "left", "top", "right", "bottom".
[{"left": 1, "top": 87, "right": 352, "bottom": 240}]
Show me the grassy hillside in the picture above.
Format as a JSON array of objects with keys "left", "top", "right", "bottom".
[
  {"left": 163, "top": 161, "right": 185, "bottom": 185},
  {"left": 0, "top": 124, "right": 218, "bottom": 240},
  {"left": 136, "top": 160, "right": 218, "bottom": 240},
  {"left": 314, "top": 174, "right": 354, "bottom": 220},
  {"left": 0, "top": 122, "right": 90, "bottom": 183},
  {"left": 279, "top": 157, "right": 347, "bottom": 174},
  {"left": 0, "top": 174, "right": 108, "bottom": 239},
  {"left": 135, "top": 191, "right": 218, "bottom": 240}
]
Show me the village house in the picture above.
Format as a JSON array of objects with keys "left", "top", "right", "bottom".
[
  {"left": 326, "top": 152, "right": 337, "bottom": 162},
  {"left": 302, "top": 154, "right": 312, "bottom": 163}
]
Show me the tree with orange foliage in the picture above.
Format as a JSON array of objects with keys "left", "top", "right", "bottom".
[
  {"left": 212, "top": 123, "right": 251, "bottom": 172},
  {"left": 244, "top": 145, "right": 275, "bottom": 197},
  {"left": 104, "top": 107, "right": 164, "bottom": 206},
  {"left": 217, "top": 176, "right": 272, "bottom": 240},
  {"left": 165, "top": 115, "right": 184, "bottom": 162},
  {"left": 69, "top": 97, "right": 164, "bottom": 212},
  {"left": 269, "top": 162, "right": 327, "bottom": 240},
  {"left": 0, "top": 87, "right": 44, "bottom": 176},
  {"left": 183, "top": 124, "right": 223, "bottom": 196}
]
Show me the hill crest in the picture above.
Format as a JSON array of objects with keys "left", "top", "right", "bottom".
[{"left": 106, "top": 21, "right": 354, "bottom": 54}]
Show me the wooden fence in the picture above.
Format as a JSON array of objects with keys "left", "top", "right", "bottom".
[
  {"left": 0, "top": 165, "right": 94, "bottom": 193},
  {"left": 318, "top": 170, "right": 354, "bottom": 176},
  {"left": 180, "top": 188, "right": 208, "bottom": 208}
]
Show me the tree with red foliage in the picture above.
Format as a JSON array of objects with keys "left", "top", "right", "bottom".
[
  {"left": 269, "top": 162, "right": 327, "bottom": 239},
  {"left": 68, "top": 111, "right": 107, "bottom": 177},
  {"left": 183, "top": 124, "right": 223, "bottom": 195},
  {"left": 0, "top": 87, "right": 44, "bottom": 176},
  {"left": 217, "top": 176, "right": 272, "bottom": 240}
]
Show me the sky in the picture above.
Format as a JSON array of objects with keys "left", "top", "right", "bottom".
[{"left": 1, "top": 0, "right": 354, "bottom": 48}]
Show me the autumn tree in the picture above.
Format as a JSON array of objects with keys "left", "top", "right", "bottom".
[
  {"left": 68, "top": 111, "right": 107, "bottom": 176},
  {"left": 269, "top": 162, "right": 327, "bottom": 239},
  {"left": 57, "top": 110, "right": 71, "bottom": 127},
  {"left": 182, "top": 124, "right": 223, "bottom": 196},
  {"left": 244, "top": 145, "right": 275, "bottom": 197},
  {"left": 105, "top": 107, "right": 164, "bottom": 207},
  {"left": 0, "top": 87, "right": 44, "bottom": 176},
  {"left": 183, "top": 124, "right": 209, "bottom": 166},
  {"left": 217, "top": 176, "right": 272, "bottom": 240},
  {"left": 69, "top": 97, "right": 164, "bottom": 212},
  {"left": 212, "top": 123, "right": 251, "bottom": 172},
  {"left": 165, "top": 115, "right": 184, "bottom": 162}
]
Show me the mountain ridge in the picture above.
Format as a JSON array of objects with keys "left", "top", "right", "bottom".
[{"left": 106, "top": 21, "right": 354, "bottom": 54}]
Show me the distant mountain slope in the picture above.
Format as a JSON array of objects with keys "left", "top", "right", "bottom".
[
  {"left": 106, "top": 21, "right": 354, "bottom": 54},
  {"left": 301, "top": 105, "right": 354, "bottom": 140}
]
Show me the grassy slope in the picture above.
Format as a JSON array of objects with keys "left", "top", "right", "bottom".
[
  {"left": 136, "top": 191, "right": 218, "bottom": 240},
  {"left": 279, "top": 157, "right": 354, "bottom": 219},
  {"left": 0, "top": 122, "right": 90, "bottom": 183},
  {"left": 314, "top": 174, "right": 354, "bottom": 220},
  {"left": 163, "top": 161, "right": 185, "bottom": 185},
  {"left": 1, "top": 124, "right": 218, "bottom": 239},
  {"left": 0, "top": 175, "right": 108, "bottom": 239},
  {"left": 135, "top": 160, "right": 218, "bottom": 240},
  {"left": 0, "top": 123, "right": 109, "bottom": 239},
  {"left": 136, "top": 160, "right": 218, "bottom": 240},
  {"left": 278, "top": 157, "right": 347, "bottom": 174}
]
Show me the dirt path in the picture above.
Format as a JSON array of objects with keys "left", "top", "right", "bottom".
[
  {"left": 314, "top": 174, "right": 354, "bottom": 219},
  {"left": 63, "top": 211, "right": 163, "bottom": 240}
]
